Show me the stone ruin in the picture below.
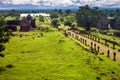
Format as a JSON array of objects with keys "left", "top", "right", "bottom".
[
  {"left": 20, "top": 17, "right": 31, "bottom": 32},
  {"left": 6, "top": 14, "right": 36, "bottom": 32},
  {"left": 6, "top": 20, "right": 20, "bottom": 31}
]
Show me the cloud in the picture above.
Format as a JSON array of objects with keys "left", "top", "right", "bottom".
[{"left": 0, "top": 0, "right": 120, "bottom": 8}]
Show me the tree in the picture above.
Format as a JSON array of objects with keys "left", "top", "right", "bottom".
[
  {"left": 8, "top": 9, "right": 19, "bottom": 17},
  {"left": 66, "top": 9, "right": 71, "bottom": 15},
  {"left": 39, "top": 15, "right": 44, "bottom": 22},
  {"left": 76, "top": 5, "right": 102, "bottom": 30},
  {"left": 50, "top": 13, "right": 59, "bottom": 19},
  {"left": 0, "top": 16, "right": 11, "bottom": 52},
  {"left": 16, "top": 16, "right": 20, "bottom": 20},
  {"left": 51, "top": 19, "right": 59, "bottom": 28},
  {"left": 58, "top": 9, "right": 63, "bottom": 14},
  {"left": 66, "top": 16, "right": 76, "bottom": 22},
  {"left": 64, "top": 20, "right": 72, "bottom": 26},
  {"left": 59, "top": 17, "right": 64, "bottom": 22}
]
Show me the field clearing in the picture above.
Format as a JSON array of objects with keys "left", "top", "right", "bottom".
[
  {"left": 0, "top": 28, "right": 120, "bottom": 80},
  {"left": 45, "top": 17, "right": 51, "bottom": 23},
  {"left": 36, "top": 16, "right": 52, "bottom": 27}
]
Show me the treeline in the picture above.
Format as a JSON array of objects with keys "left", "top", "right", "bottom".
[
  {"left": 45, "top": 6, "right": 120, "bottom": 30},
  {"left": 76, "top": 5, "right": 120, "bottom": 30},
  {"left": 0, "top": 6, "right": 119, "bottom": 30}
]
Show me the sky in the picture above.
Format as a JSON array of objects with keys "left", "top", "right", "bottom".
[{"left": 0, "top": 0, "right": 120, "bottom": 10}]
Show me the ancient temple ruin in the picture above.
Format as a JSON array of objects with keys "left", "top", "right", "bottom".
[
  {"left": 20, "top": 17, "right": 31, "bottom": 32},
  {"left": 6, "top": 14, "right": 36, "bottom": 32},
  {"left": 6, "top": 20, "right": 20, "bottom": 31}
]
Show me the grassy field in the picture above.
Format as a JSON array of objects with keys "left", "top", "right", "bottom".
[
  {"left": 35, "top": 16, "right": 52, "bottom": 26},
  {"left": 0, "top": 28, "right": 120, "bottom": 80}
]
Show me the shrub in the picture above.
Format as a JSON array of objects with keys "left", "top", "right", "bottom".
[
  {"left": 0, "top": 53, "right": 4, "bottom": 57},
  {"left": 60, "top": 17, "right": 64, "bottom": 22},
  {"left": 51, "top": 19, "right": 60, "bottom": 28},
  {"left": 19, "top": 34, "right": 23, "bottom": 37},
  {"left": 6, "top": 64, "right": 13, "bottom": 68}
]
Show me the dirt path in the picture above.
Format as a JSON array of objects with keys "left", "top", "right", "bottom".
[{"left": 66, "top": 30, "right": 120, "bottom": 61}]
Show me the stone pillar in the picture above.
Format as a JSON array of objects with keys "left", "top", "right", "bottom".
[
  {"left": 91, "top": 42, "right": 93, "bottom": 49},
  {"left": 97, "top": 46, "right": 100, "bottom": 52},
  {"left": 113, "top": 52, "right": 116, "bottom": 61},
  {"left": 94, "top": 44, "right": 96, "bottom": 50},
  {"left": 113, "top": 43, "right": 115, "bottom": 49},
  {"left": 83, "top": 39, "right": 84, "bottom": 44},
  {"left": 107, "top": 50, "right": 110, "bottom": 58},
  {"left": 85, "top": 40, "right": 87, "bottom": 45}
]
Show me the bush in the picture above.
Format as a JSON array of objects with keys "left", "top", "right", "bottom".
[
  {"left": 6, "top": 64, "right": 13, "bottom": 68},
  {"left": 39, "top": 15, "right": 44, "bottom": 22},
  {"left": 0, "top": 67, "right": 6, "bottom": 73},
  {"left": 60, "top": 17, "right": 64, "bottom": 22},
  {"left": 0, "top": 53, "right": 4, "bottom": 57},
  {"left": 51, "top": 19, "right": 60, "bottom": 28},
  {"left": 19, "top": 34, "right": 23, "bottom": 37},
  {"left": 40, "top": 26, "right": 51, "bottom": 32}
]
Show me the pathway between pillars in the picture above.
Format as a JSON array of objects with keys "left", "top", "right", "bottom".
[{"left": 66, "top": 30, "right": 120, "bottom": 61}]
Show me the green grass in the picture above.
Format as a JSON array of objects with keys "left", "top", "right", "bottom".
[{"left": 0, "top": 28, "right": 120, "bottom": 80}]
